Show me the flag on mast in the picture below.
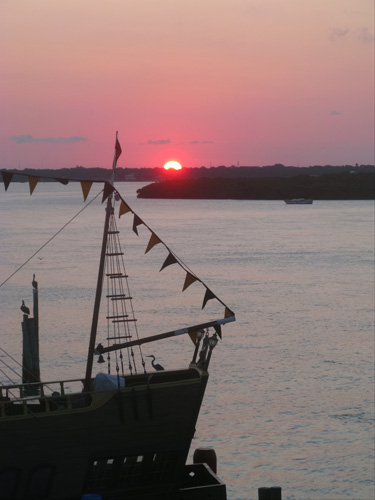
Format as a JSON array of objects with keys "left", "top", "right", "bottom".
[{"left": 113, "top": 133, "right": 122, "bottom": 169}]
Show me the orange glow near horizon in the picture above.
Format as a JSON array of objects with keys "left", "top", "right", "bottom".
[{"left": 163, "top": 161, "right": 182, "bottom": 170}]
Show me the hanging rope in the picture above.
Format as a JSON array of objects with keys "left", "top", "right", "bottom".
[
  {"left": 103, "top": 202, "right": 146, "bottom": 376},
  {"left": 0, "top": 356, "right": 22, "bottom": 381},
  {"left": 0, "top": 190, "right": 102, "bottom": 288},
  {"left": 0, "top": 367, "right": 16, "bottom": 385},
  {"left": 0, "top": 346, "right": 49, "bottom": 394}
]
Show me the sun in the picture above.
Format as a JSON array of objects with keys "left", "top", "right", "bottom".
[{"left": 163, "top": 160, "right": 182, "bottom": 170}]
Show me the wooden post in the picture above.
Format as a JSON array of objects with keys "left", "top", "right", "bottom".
[
  {"left": 22, "top": 316, "right": 40, "bottom": 396},
  {"left": 193, "top": 447, "right": 217, "bottom": 474},
  {"left": 22, "top": 276, "right": 40, "bottom": 396},
  {"left": 258, "top": 487, "right": 282, "bottom": 500}
]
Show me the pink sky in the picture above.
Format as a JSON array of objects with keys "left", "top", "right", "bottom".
[{"left": 1, "top": 0, "right": 374, "bottom": 169}]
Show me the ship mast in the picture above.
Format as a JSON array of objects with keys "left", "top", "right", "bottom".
[{"left": 84, "top": 132, "right": 119, "bottom": 391}]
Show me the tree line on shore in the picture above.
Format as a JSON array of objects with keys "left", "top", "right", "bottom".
[
  {"left": 136, "top": 172, "right": 374, "bottom": 200},
  {"left": 1, "top": 165, "right": 373, "bottom": 199},
  {"left": 1, "top": 164, "right": 373, "bottom": 183}
]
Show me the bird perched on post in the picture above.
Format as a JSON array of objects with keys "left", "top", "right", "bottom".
[
  {"left": 20, "top": 300, "right": 30, "bottom": 315},
  {"left": 32, "top": 274, "right": 38, "bottom": 289},
  {"left": 146, "top": 355, "right": 164, "bottom": 371}
]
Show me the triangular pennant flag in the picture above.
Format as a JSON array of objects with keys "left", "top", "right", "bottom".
[
  {"left": 102, "top": 182, "right": 115, "bottom": 203},
  {"left": 80, "top": 181, "right": 93, "bottom": 201},
  {"left": 1, "top": 171, "right": 13, "bottom": 191},
  {"left": 225, "top": 307, "right": 234, "bottom": 318},
  {"left": 56, "top": 177, "right": 69, "bottom": 185},
  {"left": 145, "top": 233, "right": 161, "bottom": 254},
  {"left": 160, "top": 252, "right": 178, "bottom": 272},
  {"left": 188, "top": 330, "right": 198, "bottom": 346},
  {"left": 119, "top": 200, "right": 131, "bottom": 218},
  {"left": 132, "top": 214, "right": 143, "bottom": 235},
  {"left": 28, "top": 175, "right": 40, "bottom": 195},
  {"left": 213, "top": 324, "right": 222, "bottom": 339},
  {"left": 114, "top": 137, "right": 122, "bottom": 167},
  {"left": 202, "top": 288, "right": 216, "bottom": 309},
  {"left": 182, "top": 272, "right": 198, "bottom": 291}
]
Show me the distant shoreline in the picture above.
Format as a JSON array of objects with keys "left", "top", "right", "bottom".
[
  {"left": 1, "top": 164, "right": 374, "bottom": 183},
  {"left": 136, "top": 173, "right": 374, "bottom": 200},
  {"left": 1, "top": 166, "right": 374, "bottom": 200}
]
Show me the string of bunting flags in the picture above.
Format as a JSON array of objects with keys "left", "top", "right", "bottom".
[
  {"left": 1, "top": 170, "right": 235, "bottom": 337},
  {"left": 1, "top": 170, "right": 105, "bottom": 199}
]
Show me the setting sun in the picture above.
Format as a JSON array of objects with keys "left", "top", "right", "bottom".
[{"left": 163, "top": 161, "right": 182, "bottom": 170}]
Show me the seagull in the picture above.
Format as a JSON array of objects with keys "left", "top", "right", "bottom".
[
  {"left": 20, "top": 300, "right": 30, "bottom": 315},
  {"left": 146, "top": 355, "right": 164, "bottom": 371}
]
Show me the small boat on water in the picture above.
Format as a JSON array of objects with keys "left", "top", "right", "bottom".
[
  {"left": 284, "top": 198, "right": 313, "bottom": 204},
  {"left": 0, "top": 134, "right": 235, "bottom": 500}
]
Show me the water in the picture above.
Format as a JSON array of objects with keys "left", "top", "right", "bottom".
[{"left": 0, "top": 182, "right": 374, "bottom": 500}]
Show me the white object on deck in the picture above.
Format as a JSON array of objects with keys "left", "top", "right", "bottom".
[{"left": 93, "top": 372, "right": 125, "bottom": 391}]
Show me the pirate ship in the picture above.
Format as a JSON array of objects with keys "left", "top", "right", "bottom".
[{"left": 0, "top": 135, "right": 235, "bottom": 500}]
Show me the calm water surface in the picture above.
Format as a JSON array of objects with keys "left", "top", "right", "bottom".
[{"left": 0, "top": 182, "right": 374, "bottom": 500}]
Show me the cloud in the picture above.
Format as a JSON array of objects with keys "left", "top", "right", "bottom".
[
  {"left": 10, "top": 134, "right": 87, "bottom": 144},
  {"left": 141, "top": 138, "right": 214, "bottom": 146},
  {"left": 330, "top": 110, "right": 341, "bottom": 116},
  {"left": 189, "top": 140, "right": 214, "bottom": 144},
  {"left": 329, "top": 27, "right": 349, "bottom": 40},
  {"left": 147, "top": 139, "right": 171, "bottom": 145},
  {"left": 357, "top": 27, "right": 374, "bottom": 44}
]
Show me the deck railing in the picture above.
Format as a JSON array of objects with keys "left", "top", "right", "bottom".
[{"left": 0, "top": 378, "right": 86, "bottom": 417}]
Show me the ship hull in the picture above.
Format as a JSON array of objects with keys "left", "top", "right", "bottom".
[{"left": 0, "top": 368, "right": 208, "bottom": 499}]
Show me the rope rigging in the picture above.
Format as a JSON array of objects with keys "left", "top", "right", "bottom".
[
  {"left": 0, "top": 190, "right": 102, "bottom": 289},
  {"left": 104, "top": 199, "right": 146, "bottom": 377}
]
